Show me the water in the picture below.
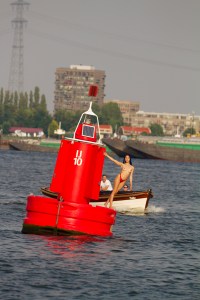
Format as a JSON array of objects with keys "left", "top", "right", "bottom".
[{"left": 0, "top": 150, "right": 199, "bottom": 300}]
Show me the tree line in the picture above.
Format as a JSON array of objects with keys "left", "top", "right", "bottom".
[
  {"left": 0, "top": 87, "right": 124, "bottom": 137},
  {"left": 1, "top": 86, "right": 192, "bottom": 137},
  {"left": 0, "top": 87, "right": 52, "bottom": 135}
]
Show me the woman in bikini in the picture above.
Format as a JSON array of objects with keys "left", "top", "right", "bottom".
[{"left": 104, "top": 152, "right": 134, "bottom": 208}]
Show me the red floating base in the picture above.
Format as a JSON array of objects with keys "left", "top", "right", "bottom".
[{"left": 22, "top": 195, "right": 116, "bottom": 237}]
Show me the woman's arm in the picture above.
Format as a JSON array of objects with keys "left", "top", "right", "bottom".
[{"left": 104, "top": 152, "right": 122, "bottom": 167}]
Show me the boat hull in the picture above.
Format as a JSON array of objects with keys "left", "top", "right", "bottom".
[
  {"left": 126, "top": 140, "right": 200, "bottom": 163},
  {"left": 91, "top": 197, "right": 149, "bottom": 213},
  {"left": 9, "top": 141, "right": 58, "bottom": 153},
  {"left": 102, "top": 138, "right": 144, "bottom": 158}
]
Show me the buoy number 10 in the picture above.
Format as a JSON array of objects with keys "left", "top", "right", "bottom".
[{"left": 74, "top": 150, "right": 83, "bottom": 166}]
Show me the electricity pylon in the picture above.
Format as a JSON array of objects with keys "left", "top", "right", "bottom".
[{"left": 8, "top": 0, "right": 29, "bottom": 93}]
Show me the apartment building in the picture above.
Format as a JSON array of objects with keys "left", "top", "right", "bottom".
[
  {"left": 54, "top": 65, "right": 105, "bottom": 112},
  {"left": 133, "top": 111, "right": 200, "bottom": 136},
  {"left": 105, "top": 99, "right": 200, "bottom": 136}
]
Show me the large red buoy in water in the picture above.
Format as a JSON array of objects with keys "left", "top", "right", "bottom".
[{"left": 22, "top": 95, "right": 116, "bottom": 237}]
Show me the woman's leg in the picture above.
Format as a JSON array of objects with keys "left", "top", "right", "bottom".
[
  {"left": 104, "top": 178, "right": 127, "bottom": 208},
  {"left": 117, "top": 181, "right": 126, "bottom": 192},
  {"left": 105, "top": 175, "right": 120, "bottom": 208}
]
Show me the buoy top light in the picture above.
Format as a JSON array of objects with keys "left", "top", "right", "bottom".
[{"left": 73, "top": 101, "right": 101, "bottom": 143}]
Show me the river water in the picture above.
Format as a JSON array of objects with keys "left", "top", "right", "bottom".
[{"left": 0, "top": 150, "right": 199, "bottom": 300}]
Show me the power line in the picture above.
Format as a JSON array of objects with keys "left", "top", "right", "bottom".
[
  {"left": 28, "top": 28, "right": 200, "bottom": 72},
  {"left": 29, "top": 9, "right": 200, "bottom": 54}
]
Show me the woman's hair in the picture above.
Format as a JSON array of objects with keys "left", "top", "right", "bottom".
[{"left": 123, "top": 154, "right": 133, "bottom": 165}]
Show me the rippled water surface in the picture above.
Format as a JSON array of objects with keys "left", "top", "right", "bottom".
[{"left": 0, "top": 150, "right": 199, "bottom": 299}]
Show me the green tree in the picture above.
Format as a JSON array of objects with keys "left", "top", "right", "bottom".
[
  {"left": 0, "top": 88, "right": 3, "bottom": 103},
  {"left": 33, "top": 108, "right": 52, "bottom": 135},
  {"left": 72, "top": 110, "right": 83, "bottom": 129},
  {"left": 16, "top": 108, "right": 32, "bottom": 127},
  {"left": 0, "top": 87, "right": 53, "bottom": 134},
  {"left": 33, "top": 86, "right": 40, "bottom": 109},
  {"left": 150, "top": 123, "right": 164, "bottom": 136},
  {"left": 19, "top": 92, "right": 28, "bottom": 110},
  {"left": 0, "top": 88, "right": 4, "bottom": 124},
  {"left": 92, "top": 102, "right": 101, "bottom": 116},
  {"left": 3, "top": 91, "right": 15, "bottom": 122},
  {"left": 29, "top": 91, "right": 34, "bottom": 109},
  {"left": 48, "top": 119, "right": 59, "bottom": 137},
  {"left": 2, "top": 121, "right": 11, "bottom": 134},
  {"left": 40, "top": 94, "right": 47, "bottom": 111},
  {"left": 183, "top": 127, "right": 196, "bottom": 137},
  {"left": 54, "top": 109, "right": 75, "bottom": 131},
  {"left": 101, "top": 102, "right": 123, "bottom": 129},
  {"left": 13, "top": 92, "right": 18, "bottom": 111}
]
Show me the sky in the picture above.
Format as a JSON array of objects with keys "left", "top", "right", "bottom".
[{"left": 0, "top": 0, "right": 200, "bottom": 115}]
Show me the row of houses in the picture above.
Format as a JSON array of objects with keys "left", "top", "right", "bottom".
[
  {"left": 98, "top": 125, "right": 151, "bottom": 139},
  {"left": 9, "top": 125, "right": 151, "bottom": 139},
  {"left": 9, "top": 127, "right": 44, "bottom": 138}
]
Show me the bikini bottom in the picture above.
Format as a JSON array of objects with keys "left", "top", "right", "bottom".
[{"left": 119, "top": 174, "right": 125, "bottom": 183}]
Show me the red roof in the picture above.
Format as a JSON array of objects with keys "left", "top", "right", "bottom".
[
  {"left": 99, "top": 125, "right": 112, "bottom": 129},
  {"left": 9, "top": 127, "right": 44, "bottom": 133},
  {"left": 119, "top": 126, "right": 151, "bottom": 134}
]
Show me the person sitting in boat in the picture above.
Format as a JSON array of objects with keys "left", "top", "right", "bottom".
[
  {"left": 123, "top": 184, "right": 129, "bottom": 191},
  {"left": 104, "top": 152, "right": 134, "bottom": 208},
  {"left": 100, "top": 174, "right": 113, "bottom": 191}
]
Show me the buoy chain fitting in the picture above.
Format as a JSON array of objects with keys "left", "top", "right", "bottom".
[{"left": 57, "top": 194, "right": 64, "bottom": 202}]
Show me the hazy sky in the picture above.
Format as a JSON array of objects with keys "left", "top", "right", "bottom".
[{"left": 0, "top": 0, "right": 200, "bottom": 115}]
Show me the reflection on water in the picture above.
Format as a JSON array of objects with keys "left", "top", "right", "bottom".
[{"left": 25, "top": 234, "right": 108, "bottom": 258}]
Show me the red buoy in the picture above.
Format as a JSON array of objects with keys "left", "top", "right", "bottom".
[
  {"left": 22, "top": 100, "right": 116, "bottom": 237},
  {"left": 22, "top": 195, "right": 116, "bottom": 236}
]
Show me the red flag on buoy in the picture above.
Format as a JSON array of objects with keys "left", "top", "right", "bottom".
[{"left": 88, "top": 85, "right": 98, "bottom": 97}]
